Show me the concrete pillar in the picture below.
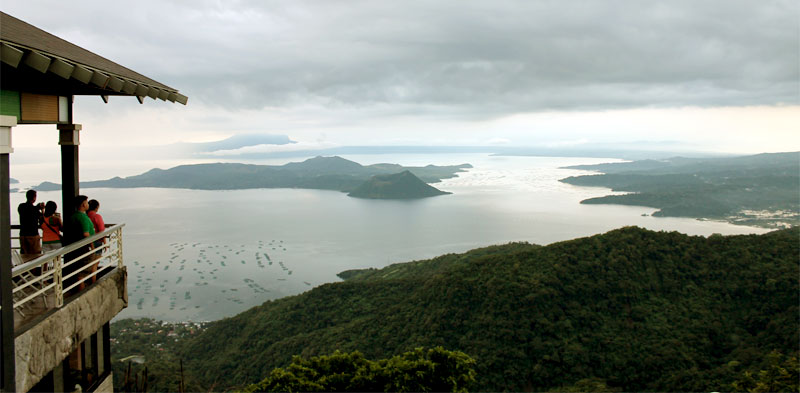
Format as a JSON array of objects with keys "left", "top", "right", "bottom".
[
  {"left": 102, "top": 322, "right": 111, "bottom": 378},
  {"left": 0, "top": 114, "right": 16, "bottom": 392},
  {"left": 97, "top": 328, "right": 104, "bottom": 376},
  {"left": 85, "top": 334, "right": 95, "bottom": 374},
  {"left": 53, "top": 361, "right": 64, "bottom": 393}
]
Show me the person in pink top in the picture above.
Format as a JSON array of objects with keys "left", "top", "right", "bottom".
[
  {"left": 87, "top": 199, "right": 106, "bottom": 257},
  {"left": 87, "top": 199, "right": 105, "bottom": 232}
]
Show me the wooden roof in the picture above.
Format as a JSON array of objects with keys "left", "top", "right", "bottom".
[{"left": 0, "top": 12, "right": 186, "bottom": 104}]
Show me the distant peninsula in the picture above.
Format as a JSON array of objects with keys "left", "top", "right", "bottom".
[
  {"left": 559, "top": 152, "right": 799, "bottom": 228},
  {"left": 348, "top": 170, "right": 451, "bottom": 199},
  {"left": 34, "top": 156, "right": 471, "bottom": 195}
]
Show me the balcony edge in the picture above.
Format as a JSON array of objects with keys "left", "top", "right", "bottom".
[{"left": 14, "top": 267, "right": 127, "bottom": 392}]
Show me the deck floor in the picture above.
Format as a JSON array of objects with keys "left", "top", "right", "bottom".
[{"left": 14, "top": 291, "right": 57, "bottom": 332}]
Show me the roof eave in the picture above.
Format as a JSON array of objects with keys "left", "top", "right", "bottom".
[{"left": 1, "top": 40, "right": 187, "bottom": 105}]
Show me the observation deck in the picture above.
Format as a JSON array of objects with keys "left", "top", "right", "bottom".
[{"left": 9, "top": 225, "right": 127, "bottom": 392}]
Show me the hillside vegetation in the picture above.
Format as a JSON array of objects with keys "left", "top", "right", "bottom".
[
  {"left": 164, "top": 227, "right": 799, "bottom": 391},
  {"left": 244, "top": 347, "right": 476, "bottom": 392},
  {"left": 559, "top": 152, "right": 799, "bottom": 228}
]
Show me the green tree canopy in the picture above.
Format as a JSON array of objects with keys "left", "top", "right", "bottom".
[
  {"left": 244, "top": 347, "right": 476, "bottom": 393},
  {"left": 731, "top": 351, "right": 799, "bottom": 393}
]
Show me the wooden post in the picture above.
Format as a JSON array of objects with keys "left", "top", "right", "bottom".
[
  {"left": 58, "top": 123, "right": 81, "bottom": 238},
  {"left": 1, "top": 115, "right": 17, "bottom": 392}
]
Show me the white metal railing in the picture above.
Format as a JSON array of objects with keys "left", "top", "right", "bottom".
[
  {"left": 8, "top": 223, "right": 125, "bottom": 314},
  {"left": 11, "top": 227, "right": 20, "bottom": 251}
]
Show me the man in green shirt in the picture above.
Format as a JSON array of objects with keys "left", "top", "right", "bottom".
[
  {"left": 70, "top": 196, "right": 95, "bottom": 240},
  {"left": 65, "top": 195, "right": 96, "bottom": 292}
]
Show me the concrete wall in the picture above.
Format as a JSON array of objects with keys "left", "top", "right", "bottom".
[{"left": 14, "top": 267, "right": 127, "bottom": 392}]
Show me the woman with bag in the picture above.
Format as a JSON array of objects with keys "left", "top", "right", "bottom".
[{"left": 41, "top": 201, "right": 63, "bottom": 253}]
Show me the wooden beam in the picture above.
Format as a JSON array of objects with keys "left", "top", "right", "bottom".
[
  {"left": 90, "top": 71, "right": 110, "bottom": 89},
  {"left": 70, "top": 64, "right": 93, "bottom": 84},
  {"left": 146, "top": 87, "right": 159, "bottom": 99},
  {"left": 106, "top": 76, "right": 123, "bottom": 92},
  {"left": 121, "top": 80, "right": 137, "bottom": 95},
  {"left": 134, "top": 84, "right": 148, "bottom": 97},
  {"left": 23, "top": 50, "right": 51, "bottom": 73},
  {"left": 48, "top": 58, "right": 75, "bottom": 79},
  {"left": 0, "top": 43, "right": 23, "bottom": 68}
]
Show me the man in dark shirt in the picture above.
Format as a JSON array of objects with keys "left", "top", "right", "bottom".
[{"left": 17, "top": 189, "right": 44, "bottom": 256}]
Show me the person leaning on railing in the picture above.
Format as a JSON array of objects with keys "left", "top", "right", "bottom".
[{"left": 64, "top": 195, "right": 97, "bottom": 293}]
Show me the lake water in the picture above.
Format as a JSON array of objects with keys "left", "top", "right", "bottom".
[{"left": 9, "top": 154, "right": 771, "bottom": 321}]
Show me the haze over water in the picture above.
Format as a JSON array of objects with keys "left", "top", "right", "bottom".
[{"left": 10, "top": 154, "right": 770, "bottom": 321}]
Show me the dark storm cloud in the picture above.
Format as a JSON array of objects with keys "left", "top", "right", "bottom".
[{"left": 6, "top": 0, "right": 798, "bottom": 117}]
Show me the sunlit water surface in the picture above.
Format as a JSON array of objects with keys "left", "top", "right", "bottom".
[{"left": 10, "top": 154, "right": 770, "bottom": 321}]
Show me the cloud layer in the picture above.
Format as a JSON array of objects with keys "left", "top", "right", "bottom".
[{"left": 6, "top": 0, "right": 798, "bottom": 120}]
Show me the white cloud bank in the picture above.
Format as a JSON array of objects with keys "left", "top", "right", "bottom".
[{"left": 3, "top": 1, "right": 799, "bottom": 154}]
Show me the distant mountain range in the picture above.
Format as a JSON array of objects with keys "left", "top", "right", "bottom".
[
  {"left": 348, "top": 170, "right": 450, "bottom": 199},
  {"left": 559, "top": 152, "right": 800, "bottom": 227},
  {"left": 33, "top": 156, "right": 471, "bottom": 198}
]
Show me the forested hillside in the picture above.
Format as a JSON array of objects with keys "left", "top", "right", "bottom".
[{"left": 167, "top": 227, "right": 799, "bottom": 391}]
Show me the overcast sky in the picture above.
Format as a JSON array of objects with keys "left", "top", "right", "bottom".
[{"left": 4, "top": 0, "right": 799, "bottom": 153}]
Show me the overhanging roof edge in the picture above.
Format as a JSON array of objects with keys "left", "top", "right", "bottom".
[
  {"left": 0, "top": 12, "right": 186, "bottom": 102},
  {"left": 1, "top": 39, "right": 181, "bottom": 95}
]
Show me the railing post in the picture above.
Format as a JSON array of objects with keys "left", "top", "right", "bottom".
[
  {"left": 55, "top": 255, "right": 63, "bottom": 308},
  {"left": 116, "top": 227, "right": 123, "bottom": 269}
]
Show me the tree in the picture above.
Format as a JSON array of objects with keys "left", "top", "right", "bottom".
[
  {"left": 731, "top": 351, "right": 799, "bottom": 393},
  {"left": 244, "top": 347, "right": 476, "bottom": 392}
]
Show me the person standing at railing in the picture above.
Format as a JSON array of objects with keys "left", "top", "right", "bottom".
[
  {"left": 64, "top": 195, "right": 96, "bottom": 292},
  {"left": 87, "top": 199, "right": 106, "bottom": 253},
  {"left": 41, "top": 201, "right": 63, "bottom": 253},
  {"left": 17, "top": 189, "right": 44, "bottom": 256}
]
